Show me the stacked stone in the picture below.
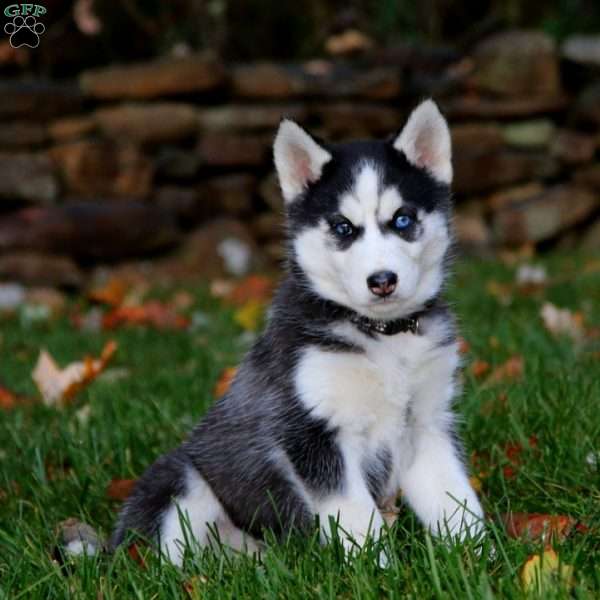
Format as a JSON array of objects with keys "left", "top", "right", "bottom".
[{"left": 1, "top": 30, "right": 599, "bottom": 287}]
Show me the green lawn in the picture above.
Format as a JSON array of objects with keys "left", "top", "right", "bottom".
[{"left": 1, "top": 255, "right": 599, "bottom": 599}]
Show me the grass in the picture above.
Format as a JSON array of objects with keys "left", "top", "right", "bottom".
[{"left": 1, "top": 254, "right": 599, "bottom": 599}]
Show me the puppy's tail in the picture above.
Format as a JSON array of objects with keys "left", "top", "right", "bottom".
[{"left": 110, "top": 447, "right": 190, "bottom": 550}]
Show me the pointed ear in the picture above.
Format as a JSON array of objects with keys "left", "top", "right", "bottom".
[
  {"left": 393, "top": 99, "right": 452, "bottom": 184},
  {"left": 273, "top": 120, "right": 332, "bottom": 203}
]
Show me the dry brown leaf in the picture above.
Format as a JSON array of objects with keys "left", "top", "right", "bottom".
[
  {"left": 540, "top": 303, "right": 584, "bottom": 341},
  {"left": 487, "top": 355, "right": 524, "bottom": 384},
  {"left": 88, "top": 278, "right": 128, "bottom": 307},
  {"left": 127, "top": 543, "right": 147, "bottom": 569},
  {"left": 226, "top": 275, "right": 274, "bottom": 307},
  {"left": 170, "top": 291, "right": 194, "bottom": 311},
  {"left": 210, "top": 279, "right": 235, "bottom": 299},
  {"left": 213, "top": 367, "right": 237, "bottom": 398},
  {"left": 502, "top": 512, "right": 576, "bottom": 543},
  {"left": 32, "top": 340, "right": 118, "bottom": 407},
  {"left": 0, "top": 386, "right": 18, "bottom": 411},
  {"left": 486, "top": 280, "right": 513, "bottom": 305},
  {"left": 103, "top": 301, "right": 189, "bottom": 330},
  {"left": 107, "top": 478, "right": 136, "bottom": 501},
  {"left": 501, "top": 435, "right": 538, "bottom": 479},
  {"left": 457, "top": 336, "right": 470, "bottom": 354},
  {"left": 470, "top": 360, "right": 490, "bottom": 378},
  {"left": 184, "top": 575, "right": 209, "bottom": 599},
  {"left": 498, "top": 243, "right": 535, "bottom": 266}
]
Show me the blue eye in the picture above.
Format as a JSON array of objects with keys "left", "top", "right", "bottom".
[
  {"left": 333, "top": 221, "right": 355, "bottom": 237},
  {"left": 393, "top": 214, "right": 414, "bottom": 230}
]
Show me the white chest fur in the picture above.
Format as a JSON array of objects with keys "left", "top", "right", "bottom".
[{"left": 294, "top": 317, "right": 459, "bottom": 496}]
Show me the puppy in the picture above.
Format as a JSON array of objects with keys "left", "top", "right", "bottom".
[{"left": 111, "top": 99, "right": 484, "bottom": 564}]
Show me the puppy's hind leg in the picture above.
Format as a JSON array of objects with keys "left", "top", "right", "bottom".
[
  {"left": 159, "top": 467, "right": 252, "bottom": 565},
  {"left": 112, "top": 448, "right": 245, "bottom": 565}
]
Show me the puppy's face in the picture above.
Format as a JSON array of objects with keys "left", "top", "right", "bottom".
[{"left": 274, "top": 100, "right": 453, "bottom": 319}]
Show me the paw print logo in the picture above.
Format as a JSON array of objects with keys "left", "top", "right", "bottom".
[{"left": 4, "top": 15, "right": 45, "bottom": 48}]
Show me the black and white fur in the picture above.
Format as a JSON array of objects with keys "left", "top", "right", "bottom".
[{"left": 111, "top": 100, "right": 483, "bottom": 564}]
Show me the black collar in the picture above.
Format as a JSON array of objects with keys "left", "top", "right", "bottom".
[
  {"left": 347, "top": 298, "right": 438, "bottom": 336},
  {"left": 349, "top": 312, "right": 422, "bottom": 336}
]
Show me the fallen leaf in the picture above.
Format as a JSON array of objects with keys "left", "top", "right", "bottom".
[
  {"left": 498, "top": 243, "right": 535, "bottom": 266},
  {"left": 516, "top": 264, "right": 547, "bottom": 287},
  {"left": 210, "top": 279, "right": 235, "bottom": 299},
  {"left": 127, "top": 543, "right": 147, "bottom": 569},
  {"left": 184, "top": 575, "right": 209, "bottom": 599},
  {"left": 457, "top": 337, "right": 470, "bottom": 354},
  {"left": 103, "top": 301, "right": 189, "bottom": 330},
  {"left": 480, "top": 392, "right": 508, "bottom": 416},
  {"left": 486, "top": 280, "right": 513, "bottom": 305},
  {"left": 170, "top": 291, "right": 194, "bottom": 311},
  {"left": 470, "top": 475, "right": 483, "bottom": 493},
  {"left": 234, "top": 300, "right": 266, "bottom": 332},
  {"left": 88, "top": 278, "right": 128, "bottom": 307},
  {"left": 107, "top": 478, "right": 136, "bottom": 501},
  {"left": 487, "top": 355, "right": 524, "bottom": 384},
  {"left": 575, "top": 523, "right": 590, "bottom": 534},
  {"left": 213, "top": 367, "right": 237, "bottom": 398},
  {"left": 0, "top": 386, "right": 18, "bottom": 410},
  {"left": 540, "top": 303, "right": 584, "bottom": 341},
  {"left": 32, "top": 340, "right": 118, "bottom": 407},
  {"left": 501, "top": 435, "right": 539, "bottom": 479},
  {"left": 226, "top": 275, "right": 274, "bottom": 306},
  {"left": 470, "top": 360, "right": 490, "bottom": 378},
  {"left": 520, "top": 548, "right": 574, "bottom": 593},
  {"left": 502, "top": 512, "right": 575, "bottom": 543}
]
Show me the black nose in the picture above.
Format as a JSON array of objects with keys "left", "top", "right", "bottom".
[{"left": 367, "top": 271, "right": 397, "bottom": 297}]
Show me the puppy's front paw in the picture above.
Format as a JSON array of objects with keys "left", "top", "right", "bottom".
[{"left": 435, "top": 497, "right": 485, "bottom": 544}]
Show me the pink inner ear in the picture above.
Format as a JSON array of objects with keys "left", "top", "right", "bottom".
[
  {"left": 291, "top": 146, "right": 314, "bottom": 185},
  {"left": 414, "top": 129, "right": 436, "bottom": 170}
]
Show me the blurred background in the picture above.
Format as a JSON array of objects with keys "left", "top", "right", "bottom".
[{"left": 1, "top": 0, "right": 600, "bottom": 291}]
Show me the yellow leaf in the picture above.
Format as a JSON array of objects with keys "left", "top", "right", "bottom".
[
  {"left": 234, "top": 300, "right": 265, "bottom": 332},
  {"left": 520, "top": 548, "right": 574, "bottom": 593},
  {"left": 469, "top": 475, "right": 483, "bottom": 493}
]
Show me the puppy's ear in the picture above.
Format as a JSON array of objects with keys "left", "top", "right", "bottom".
[
  {"left": 393, "top": 99, "right": 452, "bottom": 184},
  {"left": 274, "top": 120, "right": 332, "bottom": 203}
]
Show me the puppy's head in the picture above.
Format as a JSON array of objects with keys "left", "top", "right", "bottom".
[{"left": 274, "top": 100, "right": 453, "bottom": 319}]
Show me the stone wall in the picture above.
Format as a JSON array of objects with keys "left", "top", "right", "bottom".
[{"left": 1, "top": 30, "right": 599, "bottom": 287}]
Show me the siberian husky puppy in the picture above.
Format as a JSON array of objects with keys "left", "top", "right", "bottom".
[{"left": 111, "top": 99, "right": 484, "bottom": 565}]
